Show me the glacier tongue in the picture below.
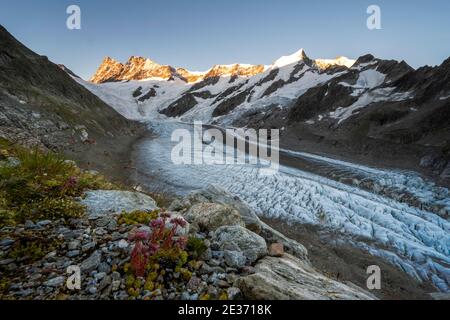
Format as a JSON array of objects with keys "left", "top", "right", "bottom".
[{"left": 135, "top": 121, "right": 450, "bottom": 292}]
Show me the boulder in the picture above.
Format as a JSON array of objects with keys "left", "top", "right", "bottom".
[
  {"left": 184, "top": 202, "right": 244, "bottom": 232},
  {"left": 212, "top": 225, "right": 267, "bottom": 264},
  {"left": 79, "top": 190, "right": 158, "bottom": 219},
  {"left": 236, "top": 254, "right": 376, "bottom": 300},
  {"left": 184, "top": 185, "right": 308, "bottom": 260},
  {"left": 186, "top": 185, "right": 262, "bottom": 233}
]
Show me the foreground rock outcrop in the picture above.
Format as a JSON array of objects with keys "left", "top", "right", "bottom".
[
  {"left": 80, "top": 190, "right": 158, "bottom": 219},
  {"left": 0, "top": 178, "right": 375, "bottom": 300},
  {"left": 236, "top": 254, "right": 374, "bottom": 300},
  {"left": 174, "top": 185, "right": 375, "bottom": 300}
]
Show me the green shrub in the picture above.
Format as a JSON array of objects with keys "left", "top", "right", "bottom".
[
  {"left": 6, "top": 236, "right": 59, "bottom": 263},
  {"left": 18, "top": 197, "right": 85, "bottom": 221},
  {"left": 118, "top": 210, "right": 159, "bottom": 225},
  {"left": 187, "top": 236, "right": 207, "bottom": 258},
  {"left": 0, "top": 140, "right": 118, "bottom": 226}
]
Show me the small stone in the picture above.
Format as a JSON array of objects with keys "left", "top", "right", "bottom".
[
  {"left": 94, "top": 272, "right": 106, "bottom": 280},
  {"left": 81, "top": 251, "right": 102, "bottom": 273},
  {"left": 111, "top": 232, "right": 122, "bottom": 241},
  {"left": 186, "top": 276, "right": 201, "bottom": 291},
  {"left": 24, "top": 220, "right": 36, "bottom": 229},
  {"left": 226, "top": 273, "right": 238, "bottom": 284},
  {"left": 227, "top": 287, "right": 242, "bottom": 300},
  {"left": 224, "top": 250, "right": 246, "bottom": 268},
  {"left": 30, "top": 273, "right": 42, "bottom": 281},
  {"left": 44, "top": 276, "right": 65, "bottom": 287},
  {"left": 181, "top": 292, "right": 198, "bottom": 300},
  {"left": 95, "top": 228, "right": 107, "bottom": 236},
  {"left": 6, "top": 262, "right": 17, "bottom": 271},
  {"left": 98, "top": 275, "right": 112, "bottom": 292},
  {"left": 117, "top": 239, "right": 129, "bottom": 249},
  {"left": 9, "top": 283, "right": 22, "bottom": 291},
  {"left": 37, "top": 220, "right": 52, "bottom": 227},
  {"left": 45, "top": 251, "right": 57, "bottom": 259},
  {"left": 98, "top": 262, "right": 111, "bottom": 274},
  {"left": 241, "top": 266, "right": 255, "bottom": 274},
  {"left": 81, "top": 242, "right": 96, "bottom": 252},
  {"left": 218, "top": 280, "right": 230, "bottom": 288},
  {"left": 0, "top": 258, "right": 15, "bottom": 265},
  {"left": 268, "top": 243, "right": 284, "bottom": 257},
  {"left": 211, "top": 250, "right": 224, "bottom": 259},
  {"left": 209, "top": 258, "right": 221, "bottom": 266},
  {"left": 111, "top": 280, "right": 121, "bottom": 292},
  {"left": 88, "top": 286, "right": 97, "bottom": 295},
  {"left": 200, "top": 248, "right": 212, "bottom": 261},
  {"left": 68, "top": 240, "right": 80, "bottom": 251},
  {"left": 67, "top": 250, "right": 80, "bottom": 257},
  {"left": 17, "top": 289, "right": 34, "bottom": 297},
  {"left": 0, "top": 238, "right": 15, "bottom": 247},
  {"left": 207, "top": 286, "right": 219, "bottom": 299},
  {"left": 111, "top": 271, "right": 121, "bottom": 281},
  {"left": 199, "top": 263, "right": 213, "bottom": 275},
  {"left": 114, "top": 290, "right": 128, "bottom": 300}
]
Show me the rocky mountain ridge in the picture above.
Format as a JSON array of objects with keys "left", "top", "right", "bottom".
[
  {"left": 0, "top": 25, "right": 142, "bottom": 152},
  {"left": 89, "top": 49, "right": 355, "bottom": 85}
]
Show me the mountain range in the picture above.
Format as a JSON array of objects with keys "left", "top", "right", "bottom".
[{"left": 81, "top": 48, "right": 450, "bottom": 185}]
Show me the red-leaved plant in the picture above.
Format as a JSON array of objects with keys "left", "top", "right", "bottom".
[{"left": 128, "top": 212, "right": 187, "bottom": 277}]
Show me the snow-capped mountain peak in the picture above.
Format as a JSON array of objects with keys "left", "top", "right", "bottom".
[
  {"left": 272, "top": 48, "right": 310, "bottom": 68},
  {"left": 314, "top": 56, "right": 356, "bottom": 70}
]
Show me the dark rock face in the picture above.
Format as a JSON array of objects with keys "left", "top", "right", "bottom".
[
  {"left": 132, "top": 86, "right": 143, "bottom": 98},
  {"left": 192, "top": 90, "right": 215, "bottom": 99},
  {"left": 288, "top": 80, "right": 357, "bottom": 122},
  {"left": 137, "top": 88, "right": 157, "bottom": 102},
  {"left": 213, "top": 81, "right": 248, "bottom": 104},
  {"left": 188, "top": 76, "right": 220, "bottom": 92},
  {"left": 0, "top": 25, "right": 142, "bottom": 150},
  {"left": 212, "top": 89, "right": 251, "bottom": 117},
  {"left": 160, "top": 93, "right": 198, "bottom": 117}
]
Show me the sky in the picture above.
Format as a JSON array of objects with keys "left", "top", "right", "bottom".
[{"left": 1, "top": 0, "right": 449, "bottom": 80}]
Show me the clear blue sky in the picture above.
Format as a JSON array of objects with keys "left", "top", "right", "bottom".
[{"left": 1, "top": 0, "right": 449, "bottom": 80}]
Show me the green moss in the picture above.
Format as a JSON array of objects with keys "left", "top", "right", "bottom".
[
  {"left": 0, "top": 278, "right": 10, "bottom": 294},
  {"left": 125, "top": 274, "right": 136, "bottom": 288},
  {"left": 5, "top": 236, "right": 59, "bottom": 263},
  {"left": 219, "top": 291, "right": 228, "bottom": 300},
  {"left": 18, "top": 197, "right": 85, "bottom": 222},
  {"left": 179, "top": 268, "right": 192, "bottom": 281},
  {"left": 187, "top": 236, "right": 207, "bottom": 258},
  {"left": 199, "top": 293, "right": 211, "bottom": 300},
  {"left": 0, "top": 139, "right": 118, "bottom": 227},
  {"left": 118, "top": 210, "right": 159, "bottom": 225}
]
